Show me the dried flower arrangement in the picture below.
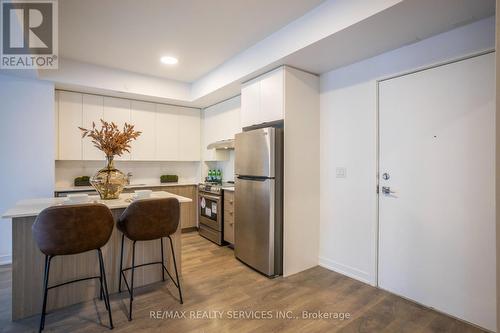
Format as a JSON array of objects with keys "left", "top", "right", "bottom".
[{"left": 79, "top": 119, "right": 142, "bottom": 157}]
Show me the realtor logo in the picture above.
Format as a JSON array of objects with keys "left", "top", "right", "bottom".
[{"left": 1, "top": 0, "right": 58, "bottom": 69}]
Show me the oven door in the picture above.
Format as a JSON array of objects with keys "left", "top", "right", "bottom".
[{"left": 199, "top": 192, "right": 221, "bottom": 231}]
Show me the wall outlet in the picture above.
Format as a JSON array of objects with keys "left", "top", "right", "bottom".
[{"left": 336, "top": 167, "right": 346, "bottom": 178}]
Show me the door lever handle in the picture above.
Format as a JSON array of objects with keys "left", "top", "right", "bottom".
[{"left": 381, "top": 186, "right": 396, "bottom": 195}]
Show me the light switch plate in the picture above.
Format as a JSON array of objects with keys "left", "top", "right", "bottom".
[{"left": 336, "top": 167, "right": 346, "bottom": 178}]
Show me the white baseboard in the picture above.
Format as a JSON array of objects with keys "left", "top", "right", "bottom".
[
  {"left": 0, "top": 254, "right": 12, "bottom": 266},
  {"left": 319, "top": 256, "right": 375, "bottom": 286}
]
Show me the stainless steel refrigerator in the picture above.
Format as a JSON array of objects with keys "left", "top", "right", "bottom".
[{"left": 234, "top": 127, "right": 283, "bottom": 277}]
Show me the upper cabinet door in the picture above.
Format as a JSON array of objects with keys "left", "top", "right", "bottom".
[
  {"left": 201, "top": 106, "right": 215, "bottom": 161},
  {"left": 241, "top": 79, "right": 260, "bottom": 128},
  {"left": 240, "top": 67, "right": 284, "bottom": 128},
  {"left": 82, "top": 94, "right": 104, "bottom": 161},
  {"left": 218, "top": 95, "right": 241, "bottom": 140},
  {"left": 54, "top": 91, "right": 59, "bottom": 160},
  {"left": 178, "top": 107, "right": 201, "bottom": 161},
  {"left": 259, "top": 68, "right": 284, "bottom": 124},
  {"left": 202, "top": 100, "right": 239, "bottom": 162},
  {"left": 58, "top": 91, "right": 82, "bottom": 160},
  {"left": 130, "top": 101, "right": 156, "bottom": 161},
  {"left": 156, "top": 104, "right": 179, "bottom": 161},
  {"left": 103, "top": 97, "right": 131, "bottom": 160}
]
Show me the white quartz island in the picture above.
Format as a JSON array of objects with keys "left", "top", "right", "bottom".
[{"left": 2, "top": 191, "right": 192, "bottom": 320}]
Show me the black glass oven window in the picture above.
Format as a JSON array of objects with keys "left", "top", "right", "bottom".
[{"left": 200, "top": 196, "right": 218, "bottom": 221}]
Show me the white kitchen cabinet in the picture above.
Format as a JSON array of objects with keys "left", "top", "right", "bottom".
[
  {"left": 56, "top": 91, "right": 201, "bottom": 162},
  {"left": 54, "top": 91, "right": 59, "bottom": 160},
  {"left": 241, "top": 80, "right": 260, "bottom": 128},
  {"left": 130, "top": 100, "right": 156, "bottom": 161},
  {"left": 240, "top": 67, "right": 284, "bottom": 128},
  {"left": 58, "top": 91, "right": 82, "bottom": 160},
  {"left": 82, "top": 94, "right": 104, "bottom": 160},
  {"left": 218, "top": 95, "right": 241, "bottom": 140},
  {"left": 260, "top": 69, "right": 284, "bottom": 123},
  {"left": 156, "top": 104, "right": 179, "bottom": 161},
  {"left": 178, "top": 107, "right": 201, "bottom": 161},
  {"left": 202, "top": 96, "right": 241, "bottom": 161},
  {"left": 202, "top": 107, "right": 219, "bottom": 161},
  {"left": 103, "top": 97, "right": 131, "bottom": 160}
]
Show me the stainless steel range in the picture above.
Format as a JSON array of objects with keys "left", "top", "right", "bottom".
[{"left": 198, "top": 183, "right": 224, "bottom": 245}]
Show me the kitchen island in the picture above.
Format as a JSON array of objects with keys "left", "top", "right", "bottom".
[
  {"left": 2, "top": 191, "right": 191, "bottom": 321},
  {"left": 54, "top": 183, "right": 199, "bottom": 231}
]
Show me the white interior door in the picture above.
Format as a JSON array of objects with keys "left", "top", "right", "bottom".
[{"left": 378, "top": 53, "right": 495, "bottom": 331}]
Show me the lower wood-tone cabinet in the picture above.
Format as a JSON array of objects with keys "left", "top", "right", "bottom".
[
  {"left": 165, "top": 185, "right": 198, "bottom": 230},
  {"left": 123, "top": 185, "right": 198, "bottom": 230},
  {"left": 223, "top": 190, "right": 235, "bottom": 244}
]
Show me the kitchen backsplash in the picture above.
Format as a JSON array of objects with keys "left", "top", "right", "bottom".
[
  {"left": 55, "top": 160, "right": 202, "bottom": 188},
  {"left": 203, "top": 150, "right": 235, "bottom": 182}
]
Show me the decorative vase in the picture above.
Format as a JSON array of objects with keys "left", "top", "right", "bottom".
[{"left": 90, "top": 155, "right": 127, "bottom": 200}]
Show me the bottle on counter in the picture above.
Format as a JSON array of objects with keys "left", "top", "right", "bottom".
[{"left": 216, "top": 169, "right": 222, "bottom": 183}]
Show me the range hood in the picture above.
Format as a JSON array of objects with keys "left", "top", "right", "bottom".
[{"left": 207, "top": 139, "right": 234, "bottom": 150}]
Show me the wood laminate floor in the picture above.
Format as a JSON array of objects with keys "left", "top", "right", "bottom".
[{"left": 0, "top": 232, "right": 487, "bottom": 332}]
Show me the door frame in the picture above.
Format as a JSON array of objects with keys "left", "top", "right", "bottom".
[{"left": 374, "top": 49, "right": 495, "bottom": 287}]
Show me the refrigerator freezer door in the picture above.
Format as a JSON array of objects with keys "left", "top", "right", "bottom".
[
  {"left": 234, "top": 177, "right": 275, "bottom": 276},
  {"left": 235, "top": 128, "right": 275, "bottom": 178}
]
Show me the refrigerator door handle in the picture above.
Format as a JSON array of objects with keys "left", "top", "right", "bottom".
[{"left": 236, "top": 175, "right": 270, "bottom": 181}]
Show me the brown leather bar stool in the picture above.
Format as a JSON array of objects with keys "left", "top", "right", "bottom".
[
  {"left": 32, "top": 203, "right": 114, "bottom": 332},
  {"left": 117, "top": 197, "right": 183, "bottom": 321}
]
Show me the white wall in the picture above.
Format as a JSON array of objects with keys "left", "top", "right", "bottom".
[
  {"left": 55, "top": 160, "right": 201, "bottom": 188},
  {"left": 204, "top": 151, "right": 235, "bottom": 183},
  {"left": 319, "top": 17, "right": 495, "bottom": 285},
  {"left": 0, "top": 75, "right": 55, "bottom": 265},
  {"left": 496, "top": 3, "right": 500, "bottom": 333},
  {"left": 40, "top": 58, "right": 192, "bottom": 105}
]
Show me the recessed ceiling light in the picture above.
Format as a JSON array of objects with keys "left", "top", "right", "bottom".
[{"left": 160, "top": 56, "right": 178, "bottom": 65}]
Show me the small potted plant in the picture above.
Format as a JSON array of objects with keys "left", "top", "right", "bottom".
[{"left": 79, "top": 120, "right": 141, "bottom": 199}]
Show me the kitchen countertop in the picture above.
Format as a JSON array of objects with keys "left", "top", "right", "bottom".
[
  {"left": 54, "top": 182, "right": 198, "bottom": 193},
  {"left": 222, "top": 186, "right": 235, "bottom": 192},
  {"left": 2, "top": 191, "right": 192, "bottom": 219}
]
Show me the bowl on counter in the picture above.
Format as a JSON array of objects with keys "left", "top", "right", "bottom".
[
  {"left": 132, "top": 189, "right": 152, "bottom": 200},
  {"left": 66, "top": 193, "right": 90, "bottom": 204}
]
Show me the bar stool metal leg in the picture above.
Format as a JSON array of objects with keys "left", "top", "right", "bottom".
[
  {"left": 168, "top": 236, "right": 183, "bottom": 304},
  {"left": 39, "top": 255, "right": 52, "bottom": 333},
  {"left": 118, "top": 233, "right": 124, "bottom": 293},
  {"left": 99, "top": 276, "right": 103, "bottom": 301},
  {"left": 98, "top": 262, "right": 106, "bottom": 308},
  {"left": 129, "top": 240, "right": 136, "bottom": 321},
  {"left": 97, "top": 250, "right": 109, "bottom": 309},
  {"left": 160, "top": 238, "right": 165, "bottom": 282},
  {"left": 99, "top": 255, "right": 104, "bottom": 302},
  {"left": 97, "top": 248, "right": 114, "bottom": 329}
]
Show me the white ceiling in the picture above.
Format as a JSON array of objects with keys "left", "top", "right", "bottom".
[
  {"left": 47, "top": 0, "right": 495, "bottom": 108},
  {"left": 59, "top": 0, "right": 325, "bottom": 83},
  {"left": 283, "top": 0, "right": 495, "bottom": 75}
]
